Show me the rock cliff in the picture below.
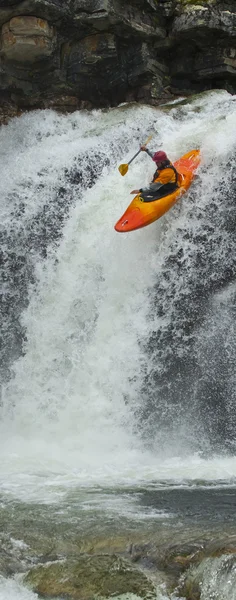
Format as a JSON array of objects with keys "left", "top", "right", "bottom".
[{"left": 0, "top": 0, "right": 235, "bottom": 115}]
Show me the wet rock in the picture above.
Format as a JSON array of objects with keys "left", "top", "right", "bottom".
[
  {"left": 0, "top": 535, "right": 30, "bottom": 576},
  {"left": 42, "top": 94, "right": 80, "bottom": 112},
  {"left": 198, "top": 535, "right": 236, "bottom": 560},
  {"left": 0, "top": 0, "right": 234, "bottom": 113},
  {"left": 194, "top": 46, "right": 236, "bottom": 81},
  {"left": 72, "top": 0, "right": 166, "bottom": 39},
  {"left": 2, "top": 506, "right": 236, "bottom": 598},
  {"left": 0, "top": 0, "right": 71, "bottom": 26},
  {"left": 0, "top": 98, "right": 22, "bottom": 124},
  {"left": 24, "top": 554, "right": 156, "bottom": 599},
  {"left": 129, "top": 539, "right": 205, "bottom": 575},
  {"left": 179, "top": 553, "right": 236, "bottom": 600},
  {"left": 0, "top": 549, "right": 24, "bottom": 576},
  {"left": 63, "top": 32, "right": 120, "bottom": 103},
  {"left": 1, "top": 16, "right": 55, "bottom": 62},
  {"left": 172, "top": 2, "right": 236, "bottom": 39},
  {"left": 127, "top": 535, "right": 236, "bottom": 597},
  {"left": 62, "top": 33, "right": 165, "bottom": 105}
]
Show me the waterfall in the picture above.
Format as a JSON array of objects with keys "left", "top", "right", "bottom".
[{"left": 1, "top": 90, "right": 236, "bottom": 493}]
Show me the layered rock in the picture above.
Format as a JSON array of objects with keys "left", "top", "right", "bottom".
[
  {"left": 0, "top": 0, "right": 235, "bottom": 115},
  {"left": 1, "top": 16, "right": 55, "bottom": 62}
]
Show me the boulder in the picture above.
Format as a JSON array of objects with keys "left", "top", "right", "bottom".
[{"left": 24, "top": 554, "right": 156, "bottom": 599}]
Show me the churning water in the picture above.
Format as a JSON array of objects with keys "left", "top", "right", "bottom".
[{"left": 0, "top": 90, "right": 236, "bottom": 599}]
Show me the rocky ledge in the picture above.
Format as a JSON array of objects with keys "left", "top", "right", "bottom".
[
  {"left": 0, "top": 0, "right": 235, "bottom": 115},
  {"left": 18, "top": 534, "right": 236, "bottom": 599}
]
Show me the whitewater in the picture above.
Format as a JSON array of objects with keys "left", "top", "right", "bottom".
[{"left": 1, "top": 89, "right": 236, "bottom": 599}]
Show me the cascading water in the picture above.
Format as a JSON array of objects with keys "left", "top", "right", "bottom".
[
  {"left": 139, "top": 116, "right": 236, "bottom": 456},
  {"left": 1, "top": 90, "right": 236, "bottom": 486},
  {"left": 1, "top": 90, "right": 236, "bottom": 600}
]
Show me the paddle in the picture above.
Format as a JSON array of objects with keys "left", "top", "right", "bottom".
[{"left": 118, "top": 135, "right": 153, "bottom": 176}]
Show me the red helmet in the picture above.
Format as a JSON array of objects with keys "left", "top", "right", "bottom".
[{"left": 152, "top": 151, "right": 168, "bottom": 164}]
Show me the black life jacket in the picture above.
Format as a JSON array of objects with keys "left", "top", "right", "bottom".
[{"left": 152, "top": 160, "right": 179, "bottom": 186}]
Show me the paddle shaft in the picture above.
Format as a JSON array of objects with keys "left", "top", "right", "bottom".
[
  {"left": 129, "top": 134, "right": 153, "bottom": 165},
  {"left": 127, "top": 148, "right": 142, "bottom": 166},
  {"left": 118, "top": 134, "right": 153, "bottom": 176}
]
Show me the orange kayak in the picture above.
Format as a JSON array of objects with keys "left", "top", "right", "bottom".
[{"left": 114, "top": 149, "right": 200, "bottom": 233}]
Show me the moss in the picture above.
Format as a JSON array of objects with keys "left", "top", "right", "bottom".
[{"left": 24, "top": 554, "right": 156, "bottom": 600}]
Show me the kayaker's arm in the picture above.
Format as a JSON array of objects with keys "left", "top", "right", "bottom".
[
  {"left": 140, "top": 145, "right": 155, "bottom": 159},
  {"left": 140, "top": 182, "right": 164, "bottom": 194},
  {"left": 130, "top": 182, "right": 164, "bottom": 195}
]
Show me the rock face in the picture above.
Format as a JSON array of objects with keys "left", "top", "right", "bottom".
[
  {"left": 0, "top": 0, "right": 235, "bottom": 113},
  {"left": 2, "top": 16, "right": 55, "bottom": 62}
]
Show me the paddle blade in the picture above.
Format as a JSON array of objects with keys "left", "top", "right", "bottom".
[{"left": 118, "top": 163, "right": 128, "bottom": 176}]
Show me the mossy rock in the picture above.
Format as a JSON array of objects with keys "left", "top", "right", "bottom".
[
  {"left": 24, "top": 554, "right": 156, "bottom": 599},
  {"left": 176, "top": 0, "right": 216, "bottom": 5},
  {"left": 160, "top": 88, "right": 226, "bottom": 111}
]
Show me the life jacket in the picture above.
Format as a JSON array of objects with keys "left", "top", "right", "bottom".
[{"left": 152, "top": 160, "right": 179, "bottom": 186}]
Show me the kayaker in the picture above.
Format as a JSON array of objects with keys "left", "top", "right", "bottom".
[{"left": 130, "top": 146, "right": 180, "bottom": 202}]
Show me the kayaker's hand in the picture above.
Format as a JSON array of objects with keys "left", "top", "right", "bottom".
[
  {"left": 140, "top": 145, "right": 146, "bottom": 151},
  {"left": 130, "top": 189, "right": 140, "bottom": 194}
]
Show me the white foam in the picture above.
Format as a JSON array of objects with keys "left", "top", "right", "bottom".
[{"left": 0, "top": 577, "right": 39, "bottom": 600}]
